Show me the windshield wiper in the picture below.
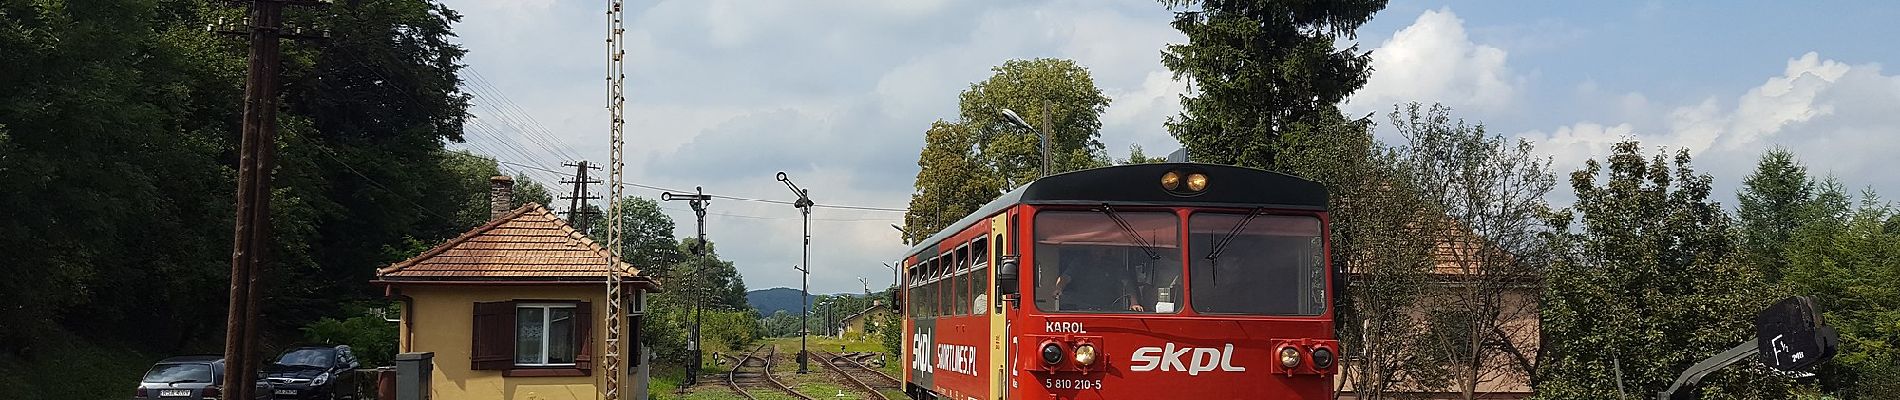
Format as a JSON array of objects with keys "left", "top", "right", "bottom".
[
  {"left": 1099, "top": 204, "right": 1162, "bottom": 261},
  {"left": 1203, "top": 208, "right": 1265, "bottom": 286}
]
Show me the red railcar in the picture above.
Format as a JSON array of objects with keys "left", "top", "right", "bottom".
[{"left": 898, "top": 163, "right": 1337, "bottom": 400}]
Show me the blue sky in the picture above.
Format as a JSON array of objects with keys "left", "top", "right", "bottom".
[{"left": 439, "top": 0, "right": 1900, "bottom": 294}]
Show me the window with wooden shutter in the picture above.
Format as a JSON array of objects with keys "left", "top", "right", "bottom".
[
  {"left": 471, "top": 301, "right": 515, "bottom": 370},
  {"left": 573, "top": 301, "right": 593, "bottom": 370}
]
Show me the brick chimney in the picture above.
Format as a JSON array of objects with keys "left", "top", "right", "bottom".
[{"left": 489, "top": 175, "right": 515, "bottom": 220}]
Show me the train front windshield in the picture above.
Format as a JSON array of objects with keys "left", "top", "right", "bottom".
[
  {"left": 1032, "top": 209, "right": 1326, "bottom": 316},
  {"left": 1188, "top": 213, "right": 1326, "bottom": 316}
]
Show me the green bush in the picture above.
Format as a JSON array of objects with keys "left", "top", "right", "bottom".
[{"left": 300, "top": 306, "right": 398, "bottom": 367}]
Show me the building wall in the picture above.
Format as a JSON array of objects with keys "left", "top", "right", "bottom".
[
  {"left": 398, "top": 284, "right": 627, "bottom": 400},
  {"left": 1335, "top": 284, "right": 1539, "bottom": 398},
  {"left": 841, "top": 308, "right": 890, "bottom": 336}
]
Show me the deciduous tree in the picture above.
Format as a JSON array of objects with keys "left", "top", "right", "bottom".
[
  {"left": 1387, "top": 103, "right": 1553, "bottom": 399},
  {"left": 957, "top": 58, "right": 1112, "bottom": 187},
  {"left": 1537, "top": 141, "right": 1785, "bottom": 399},
  {"left": 903, "top": 121, "right": 1001, "bottom": 243},
  {"left": 1271, "top": 110, "right": 1439, "bottom": 399}
]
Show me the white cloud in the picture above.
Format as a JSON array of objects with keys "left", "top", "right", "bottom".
[
  {"left": 1349, "top": 8, "right": 1522, "bottom": 116},
  {"left": 439, "top": 0, "right": 1186, "bottom": 293},
  {"left": 1517, "top": 121, "right": 1637, "bottom": 172},
  {"left": 1520, "top": 52, "right": 1900, "bottom": 200}
]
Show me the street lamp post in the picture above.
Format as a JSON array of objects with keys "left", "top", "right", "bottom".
[
  {"left": 659, "top": 187, "right": 710, "bottom": 386},
  {"left": 776, "top": 171, "right": 814, "bottom": 374},
  {"left": 1001, "top": 100, "right": 1052, "bottom": 178}
]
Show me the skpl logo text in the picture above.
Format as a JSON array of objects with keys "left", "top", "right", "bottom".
[{"left": 1129, "top": 343, "right": 1246, "bottom": 376}]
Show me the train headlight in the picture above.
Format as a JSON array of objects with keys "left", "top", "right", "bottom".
[
  {"left": 1311, "top": 347, "right": 1334, "bottom": 369},
  {"left": 1279, "top": 346, "right": 1302, "bottom": 369},
  {"left": 1186, "top": 173, "right": 1208, "bottom": 192},
  {"left": 1072, "top": 344, "right": 1097, "bottom": 366},
  {"left": 1160, "top": 171, "right": 1182, "bottom": 190},
  {"left": 1041, "top": 343, "right": 1064, "bottom": 365}
]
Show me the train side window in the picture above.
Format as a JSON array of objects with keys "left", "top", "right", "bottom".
[
  {"left": 957, "top": 267, "right": 972, "bottom": 316},
  {"left": 933, "top": 256, "right": 946, "bottom": 317},
  {"left": 963, "top": 243, "right": 977, "bottom": 314},
  {"left": 927, "top": 257, "right": 940, "bottom": 317},
  {"left": 915, "top": 263, "right": 923, "bottom": 316},
  {"left": 916, "top": 259, "right": 927, "bottom": 318},
  {"left": 972, "top": 238, "right": 990, "bottom": 267},
  {"left": 960, "top": 246, "right": 971, "bottom": 316},
  {"left": 973, "top": 264, "right": 989, "bottom": 315}
]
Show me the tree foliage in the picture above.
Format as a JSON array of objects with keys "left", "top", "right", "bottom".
[
  {"left": 903, "top": 59, "right": 1112, "bottom": 243},
  {"left": 1269, "top": 108, "right": 1441, "bottom": 398},
  {"left": 593, "top": 196, "right": 684, "bottom": 274},
  {"left": 1387, "top": 103, "right": 1554, "bottom": 398},
  {"left": 1737, "top": 148, "right": 1815, "bottom": 283},
  {"left": 1118, "top": 144, "right": 1170, "bottom": 165},
  {"left": 1160, "top": 0, "right": 1388, "bottom": 167},
  {"left": 1767, "top": 172, "right": 1900, "bottom": 397},
  {"left": 0, "top": 0, "right": 473, "bottom": 359},
  {"left": 903, "top": 121, "right": 1002, "bottom": 243},
  {"left": 958, "top": 58, "right": 1113, "bottom": 187},
  {"left": 1536, "top": 141, "right": 1786, "bottom": 399}
]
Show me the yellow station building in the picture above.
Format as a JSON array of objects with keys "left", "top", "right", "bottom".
[{"left": 376, "top": 176, "right": 660, "bottom": 400}]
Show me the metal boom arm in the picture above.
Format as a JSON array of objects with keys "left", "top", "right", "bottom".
[{"left": 1658, "top": 341, "right": 1758, "bottom": 400}]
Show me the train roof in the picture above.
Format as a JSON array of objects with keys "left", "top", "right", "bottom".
[{"left": 902, "top": 162, "right": 1326, "bottom": 259}]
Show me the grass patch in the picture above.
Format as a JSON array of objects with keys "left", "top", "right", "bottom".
[
  {"left": 794, "top": 381, "right": 851, "bottom": 399},
  {"left": 0, "top": 333, "right": 161, "bottom": 400}
]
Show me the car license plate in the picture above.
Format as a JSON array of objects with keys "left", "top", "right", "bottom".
[
  {"left": 276, "top": 389, "right": 299, "bottom": 395},
  {"left": 159, "top": 389, "right": 190, "bottom": 397}
]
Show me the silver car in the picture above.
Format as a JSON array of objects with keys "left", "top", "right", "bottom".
[{"left": 133, "top": 356, "right": 271, "bottom": 400}]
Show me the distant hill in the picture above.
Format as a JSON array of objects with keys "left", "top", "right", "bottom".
[{"left": 747, "top": 287, "right": 857, "bottom": 316}]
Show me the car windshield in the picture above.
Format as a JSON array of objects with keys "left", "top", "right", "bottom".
[
  {"left": 143, "top": 363, "right": 212, "bottom": 383},
  {"left": 274, "top": 348, "right": 335, "bottom": 368},
  {"left": 1188, "top": 213, "right": 1326, "bottom": 315},
  {"left": 1032, "top": 210, "right": 1181, "bottom": 314}
]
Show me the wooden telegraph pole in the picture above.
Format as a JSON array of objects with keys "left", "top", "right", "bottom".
[{"left": 218, "top": 1, "right": 324, "bottom": 398}]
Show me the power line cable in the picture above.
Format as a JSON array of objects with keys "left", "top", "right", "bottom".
[
  {"left": 494, "top": 160, "right": 908, "bottom": 213},
  {"left": 463, "top": 69, "right": 583, "bottom": 161},
  {"left": 311, "top": 145, "right": 454, "bottom": 222}
]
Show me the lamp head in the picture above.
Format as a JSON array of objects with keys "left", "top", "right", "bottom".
[{"left": 1000, "top": 108, "right": 1032, "bottom": 129}]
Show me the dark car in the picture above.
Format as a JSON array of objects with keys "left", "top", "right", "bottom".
[
  {"left": 133, "top": 356, "right": 272, "bottom": 400},
  {"left": 259, "top": 345, "right": 360, "bottom": 400}
]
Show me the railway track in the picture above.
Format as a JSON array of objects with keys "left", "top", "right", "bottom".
[
  {"left": 816, "top": 351, "right": 901, "bottom": 399},
  {"left": 726, "top": 343, "right": 813, "bottom": 400}
]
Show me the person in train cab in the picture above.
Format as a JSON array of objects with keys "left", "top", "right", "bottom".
[{"left": 1052, "top": 247, "right": 1145, "bottom": 312}]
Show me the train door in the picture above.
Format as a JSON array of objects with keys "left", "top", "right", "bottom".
[{"left": 987, "top": 213, "right": 1011, "bottom": 399}]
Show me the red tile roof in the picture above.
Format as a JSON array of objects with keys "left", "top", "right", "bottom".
[{"left": 376, "top": 203, "right": 643, "bottom": 282}]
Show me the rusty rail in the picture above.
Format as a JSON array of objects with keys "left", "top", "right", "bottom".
[
  {"left": 726, "top": 343, "right": 771, "bottom": 400},
  {"left": 760, "top": 345, "right": 816, "bottom": 400},
  {"left": 819, "top": 351, "right": 902, "bottom": 399}
]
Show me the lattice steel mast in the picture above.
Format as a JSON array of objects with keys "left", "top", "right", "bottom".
[{"left": 602, "top": 0, "right": 628, "bottom": 398}]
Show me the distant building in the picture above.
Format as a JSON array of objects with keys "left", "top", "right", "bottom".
[
  {"left": 1336, "top": 221, "right": 1539, "bottom": 399},
  {"left": 374, "top": 176, "right": 662, "bottom": 400},
  {"left": 838, "top": 302, "right": 892, "bottom": 337}
]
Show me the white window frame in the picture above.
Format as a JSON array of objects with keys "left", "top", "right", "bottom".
[{"left": 515, "top": 303, "right": 579, "bottom": 367}]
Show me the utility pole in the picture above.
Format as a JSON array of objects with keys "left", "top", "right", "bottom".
[
  {"left": 776, "top": 171, "right": 814, "bottom": 373},
  {"left": 1041, "top": 100, "right": 1052, "bottom": 177},
  {"left": 660, "top": 187, "right": 710, "bottom": 386},
  {"left": 214, "top": 2, "right": 324, "bottom": 399},
  {"left": 602, "top": 0, "right": 629, "bottom": 396},
  {"left": 560, "top": 161, "right": 602, "bottom": 231}
]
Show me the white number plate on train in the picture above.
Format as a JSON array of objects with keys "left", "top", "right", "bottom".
[{"left": 1043, "top": 378, "right": 1102, "bottom": 390}]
